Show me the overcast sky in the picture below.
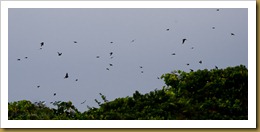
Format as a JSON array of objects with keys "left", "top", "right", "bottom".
[{"left": 8, "top": 8, "right": 248, "bottom": 112}]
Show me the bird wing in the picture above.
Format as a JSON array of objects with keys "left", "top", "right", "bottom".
[{"left": 182, "top": 39, "right": 185, "bottom": 44}]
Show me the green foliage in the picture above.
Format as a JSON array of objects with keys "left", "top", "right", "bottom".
[
  {"left": 8, "top": 100, "right": 80, "bottom": 120},
  {"left": 8, "top": 65, "right": 248, "bottom": 120},
  {"left": 8, "top": 100, "right": 54, "bottom": 120}
]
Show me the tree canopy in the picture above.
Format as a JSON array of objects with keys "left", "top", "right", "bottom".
[{"left": 9, "top": 65, "right": 248, "bottom": 120}]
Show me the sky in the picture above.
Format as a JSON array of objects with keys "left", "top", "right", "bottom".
[{"left": 8, "top": 8, "right": 248, "bottom": 112}]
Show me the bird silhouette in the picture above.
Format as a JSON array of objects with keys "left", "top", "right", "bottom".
[
  {"left": 110, "top": 41, "right": 113, "bottom": 44},
  {"left": 182, "top": 39, "right": 187, "bottom": 44},
  {"left": 190, "top": 69, "right": 194, "bottom": 72},
  {"left": 53, "top": 93, "right": 56, "bottom": 96},
  {"left": 40, "top": 42, "right": 44, "bottom": 47},
  {"left": 166, "top": 29, "right": 170, "bottom": 31},
  {"left": 140, "top": 66, "right": 143, "bottom": 68},
  {"left": 64, "top": 73, "right": 69, "bottom": 79},
  {"left": 81, "top": 100, "right": 86, "bottom": 104},
  {"left": 96, "top": 56, "right": 100, "bottom": 58},
  {"left": 212, "top": 27, "right": 215, "bottom": 29},
  {"left": 191, "top": 47, "right": 194, "bottom": 49},
  {"left": 186, "top": 63, "right": 190, "bottom": 66},
  {"left": 199, "top": 60, "right": 202, "bottom": 64},
  {"left": 74, "top": 41, "right": 77, "bottom": 43},
  {"left": 57, "top": 52, "right": 62, "bottom": 56},
  {"left": 141, "top": 71, "right": 144, "bottom": 73},
  {"left": 37, "top": 86, "right": 40, "bottom": 88},
  {"left": 172, "top": 53, "right": 176, "bottom": 55},
  {"left": 110, "top": 57, "right": 114, "bottom": 59},
  {"left": 75, "top": 79, "right": 78, "bottom": 81},
  {"left": 231, "top": 33, "right": 235, "bottom": 36},
  {"left": 215, "top": 66, "right": 218, "bottom": 69},
  {"left": 109, "top": 64, "right": 113, "bottom": 66},
  {"left": 157, "top": 77, "right": 160, "bottom": 79},
  {"left": 25, "top": 57, "right": 28, "bottom": 59},
  {"left": 17, "top": 59, "right": 21, "bottom": 61},
  {"left": 39, "top": 48, "right": 42, "bottom": 50},
  {"left": 110, "top": 52, "right": 113, "bottom": 56},
  {"left": 216, "top": 9, "right": 220, "bottom": 11},
  {"left": 106, "top": 68, "right": 109, "bottom": 70}
]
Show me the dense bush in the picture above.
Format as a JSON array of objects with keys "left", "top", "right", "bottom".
[{"left": 9, "top": 65, "right": 248, "bottom": 120}]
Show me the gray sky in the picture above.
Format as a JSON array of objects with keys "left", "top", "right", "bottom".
[{"left": 8, "top": 8, "right": 248, "bottom": 112}]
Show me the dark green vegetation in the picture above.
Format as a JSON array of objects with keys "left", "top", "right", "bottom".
[{"left": 9, "top": 65, "right": 248, "bottom": 120}]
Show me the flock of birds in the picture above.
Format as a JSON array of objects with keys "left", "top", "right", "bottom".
[{"left": 14, "top": 8, "right": 236, "bottom": 107}]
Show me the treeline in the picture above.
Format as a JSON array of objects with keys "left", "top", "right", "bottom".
[{"left": 8, "top": 65, "right": 248, "bottom": 120}]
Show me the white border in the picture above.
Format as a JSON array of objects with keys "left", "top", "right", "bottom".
[{"left": 1, "top": 1, "right": 256, "bottom": 128}]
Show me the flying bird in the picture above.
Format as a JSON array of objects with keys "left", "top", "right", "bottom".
[
  {"left": 64, "top": 73, "right": 69, "bottom": 79},
  {"left": 106, "top": 68, "right": 109, "bottom": 70},
  {"left": 40, "top": 42, "right": 44, "bottom": 47},
  {"left": 17, "top": 59, "right": 21, "bottom": 61},
  {"left": 190, "top": 69, "right": 194, "bottom": 72},
  {"left": 199, "top": 60, "right": 202, "bottom": 64},
  {"left": 141, "top": 71, "right": 144, "bottom": 73},
  {"left": 110, "top": 52, "right": 113, "bottom": 56},
  {"left": 25, "top": 57, "right": 28, "bottom": 59},
  {"left": 139, "top": 66, "right": 143, "bottom": 68},
  {"left": 81, "top": 100, "right": 86, "bottom": 104},
  {"left": 75, "top": 79, "right": 78, "bottom": 81},
  {"left": 96, "top": 56, "right": 100, "bottom": 58},
  {"left": 74, "top": 41, "right": 77, "bottom": 43},
  {"left": 166, "top": 29, "right": 170, "bottom": 31},
  {"left": 215, "top": 66, "right": 218, "bottom": 69},
  {"left": 53, "top": 93, "right": 56, "bottom": 96},
  {"left": 172, "top": 53, "right": 176, "bottom": 55},
  {"left": 216, "top": 9, "right": 220, "bottom": 11},
  {"left": 41, "top": 101, "right": 46, "bottom": 105},
  {"left": 231, "top": 33, "right": 235, "bottom": 36},
  {"left": 37, "top": 86, "right": 40, "bottom": 88},
  {"left": 57, "top": 52, "right": 62, "bottom": 56},
  {"left": 110, "top": 57, "right": 114, "bottom": 59},
  {"left": 131, "top": 39, "right": 135, "bottom": 43},
  {"left": 110, "top": 41, "right": 113, "bottom": 44},
  {"left": 157, "top": 77, "right": 160, "bottom": 79},
  {"left": 182, "top": 39, "right": 187, "bottom": 44},
  {"left": 186, "top": 63, "right": 190, "bottom": 66},
  {"left": 39, "top": 48, "right": 42, "bottom": 50},
  {"left": 191, "top": 47, "right": 194, "bottom": 49},
  {"left": 109, "top": 64, "right": 113, "bottom": 66}
]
